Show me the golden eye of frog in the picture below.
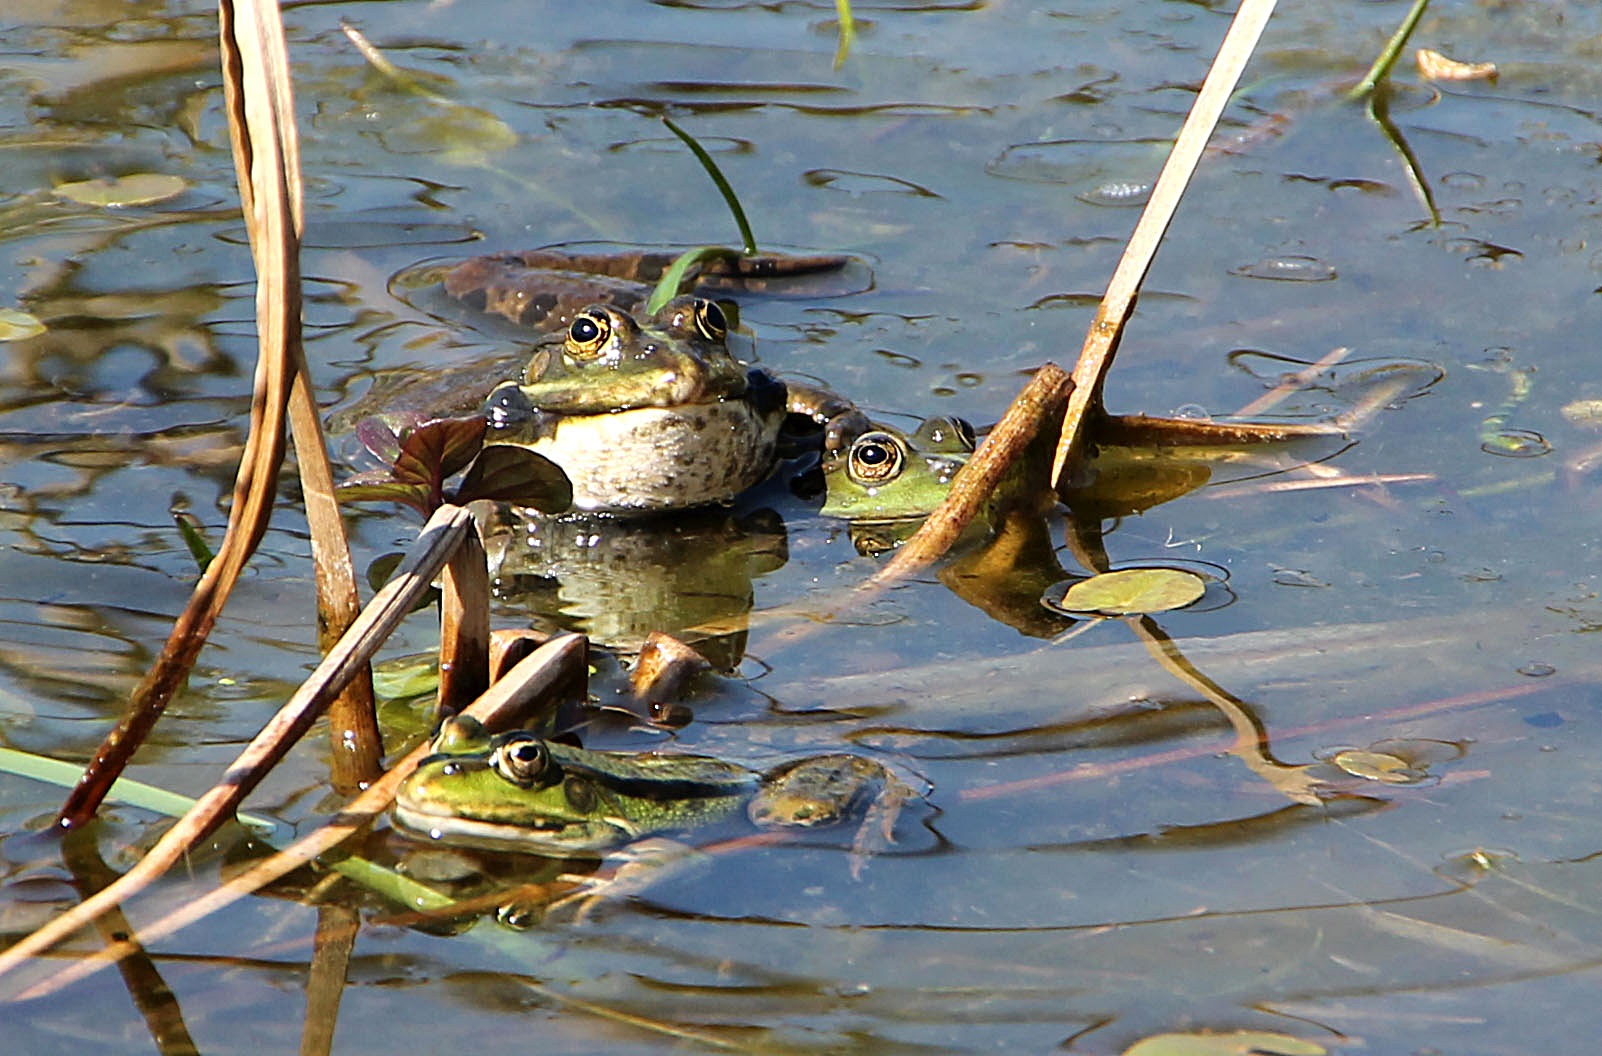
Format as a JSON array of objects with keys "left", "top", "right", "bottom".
[
  {"left": 821, "top": 415, "right": 977, "bottom": 521},
  {"left": 481, "top": 296, "right": 788, "bottom": 513},
  {"left": 393, "top": 717, "right": 894, "bottom": 857}
]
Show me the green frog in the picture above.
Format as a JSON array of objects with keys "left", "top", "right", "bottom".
[
  {"left": 393, "top": 717, "right": 903, "bottom": 857},
  {"left": 483, "top": 295, "right": 863, "bottom": 513},
  {"left": 820, "top": 414, "right": 978, "bottom": 521},
  {"left": 481, "top": 295, "right": 785, "bottom": 513}
]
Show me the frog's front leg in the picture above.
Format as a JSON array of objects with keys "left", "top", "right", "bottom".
[
  {"left": 749, "top": 755, "right": 917, "bottom": 877},
  {"left": 784, "top": 381, "right": 872, "bottom": 455}
]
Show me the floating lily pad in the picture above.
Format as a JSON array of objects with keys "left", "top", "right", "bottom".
[
  {"left": 1329, "top": 749, "right": 1421, "bottom": 783},
  {"left": 0, "top": 309, "right": 45, "bottom": 341},
  {"left": 1311, "top": 738, "right": 1465, "bottom": 787},
  {"left": 54, "top": 173, "right": 187, "bottom": 207},
  {"left": 1048, "top": 567, "right": 1207, "bottom": 617},
  {"left": 1123, "top": 1030, "right": 1326, "bottom": 1056}
]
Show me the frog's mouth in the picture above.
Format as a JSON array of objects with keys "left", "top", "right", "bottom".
[{"left": 391, "top": 800, "right": 635, "bottom": 856}]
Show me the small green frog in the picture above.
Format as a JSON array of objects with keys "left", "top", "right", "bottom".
[{"left": 393, "top": 717, "right": 904, "bottom": 857}]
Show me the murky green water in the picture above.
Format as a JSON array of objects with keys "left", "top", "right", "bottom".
[{"left": 7, "top": 1, "right": 1602, "bottom": 1052}]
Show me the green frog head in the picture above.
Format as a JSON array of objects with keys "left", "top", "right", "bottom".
[
  {"left": 481, "top": 296, "right": 787, "bottom": 513},
  {"left": 493, "top": 296, "right": 750, "bottom": 413},
  {"left": 394, "top": 719, "right": 757, "bottom": 856},
  {"left": 820, "top": 415, "right": 976, "bottom": 521}
]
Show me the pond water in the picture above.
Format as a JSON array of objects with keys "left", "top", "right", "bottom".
[{"left": 6, "top": 1, "right": 1602, "bottom": 1052}]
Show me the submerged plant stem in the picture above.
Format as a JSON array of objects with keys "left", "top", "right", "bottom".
[
  {"left": 0, "top": 504, "right": 477, "bottom": 989},
  {"left": 866, "top": 363, "right": 1071, "bottom": 589}
]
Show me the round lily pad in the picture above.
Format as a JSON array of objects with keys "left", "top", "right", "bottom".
[
  {"left": 1048, "top": 567, "right": 1207, "bottom": 617},
  {"left": 54, "top": 173, "right": 187, "bottom": 208}
]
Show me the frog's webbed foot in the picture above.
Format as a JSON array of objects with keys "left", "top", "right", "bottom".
[
  {"left": 547, "top": 838, "right": 710, "bottom": 923},
  {"left": 848, "top": 773, "right": 919, "bottom": 880}
]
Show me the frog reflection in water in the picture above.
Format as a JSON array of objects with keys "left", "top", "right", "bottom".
[
  {"left": 482, "top": 294, "right": 862, "bottom": 514},
  {"left": 394, "top": 717, "right": 902, "bottom": 856}
]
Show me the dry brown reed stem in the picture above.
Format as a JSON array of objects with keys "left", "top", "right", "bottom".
[
  {"left": 222, "top": 0, "right": 379, "bottom": 790},
  {"left": 437, "top": 519, "right": 491, "bottom": 716},
  {"left": 864, "top": 363, "right": 1072, "bottom": 589},
  {"left": 8, "top": 631, "right": 588, "bottom": 1001},
  {"left": 0, "top": 504, "right": 475, "bottom": 988},
  {"left": 490, "top": 629, "right": 546, "bottom": 680},
  {"left": 1232, "top": 346, "right": 1352, "bottom": 418},
  {"left": 1050, "top": 0, "right": 1279, "bottom": 486},
  {"left": 293, "top": 369, "right": 383, "bottom": 792},
  {"left": 631, "top": 632, "right": 712, "bottom": 705},
  {"left": 58, "top": 0, "right": 307, "bottom": 827}
]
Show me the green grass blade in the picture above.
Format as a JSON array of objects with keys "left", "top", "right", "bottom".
[
  {"left": 662, "top": 117, "right": 758, "bottom": 256},
  {"left": 646, "top": 246, "right": 743, "bottom": 314},
  {"left": 833, "top": 0, "right": 857, "bottom": 70},
  {"left": 172, "top": 512, "right": 215, "bottom": 574},
  {"left": 0, "top": 745, "right": 458, "bottom": 913},
  {"left": 1348, "top": 0, "right": 1429, "bottom": 100}
]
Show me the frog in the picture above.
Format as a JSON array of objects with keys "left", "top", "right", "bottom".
[
  {"left": 392, "top": 716, "right": 904, "bottom": 857},
  {"left": 820, "top": 414, "right": 978, "bottom": 521},
  {"left": 482, "top": 294, "right": 865, "bottom": 513}
]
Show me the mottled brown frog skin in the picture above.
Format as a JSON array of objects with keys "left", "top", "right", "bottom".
[
  {"left": 483, "top": 295, "right": 789, "bottom": 513},
  {"left": 445, "top": 247, "right": 851, "bottom": 332}
]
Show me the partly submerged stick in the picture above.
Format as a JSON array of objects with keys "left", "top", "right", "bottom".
[
  {"left": 9, "top": 632, "right": 588, "bottom": 1002},
  {"left": 864, "top": 363, "right": 1071, "bottom": 590},
  {"left": 1050, "top": 0, "right": 1279, "bottom": 486},
  {"left": 0, "top": 504, "right": 474, "bottom": 986}
]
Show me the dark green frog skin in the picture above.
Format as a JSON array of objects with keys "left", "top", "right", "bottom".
[
  {"left": 393, "top": 717, "right": 888, "bottom": 857},
  {"left": 821, "top": 415, "right": 977, "bottom": 521},
  {"left": 482, "top": 295, "right": 790, "bottom": 513}
]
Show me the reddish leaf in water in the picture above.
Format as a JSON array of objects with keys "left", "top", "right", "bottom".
[
  {"left": 354, "top": 416, "right": 406, "bottom": 464},
  {"left": 457, "top": 445, "right": 573, "bottom": 514},
  {"left": 393, "top": 416, "right": 487, "bottom": 487},
  {"left": 337, "top": 472, "right": 434, "bottom": 517},
  {"left": 339, "top": 415, "right": 489, "bottom": 516}
]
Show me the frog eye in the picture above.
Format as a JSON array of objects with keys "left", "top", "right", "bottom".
[
  {"left": 492, "top": 734, "right": 553, "bottom": 788},
  {"left": 565, "top": 309, "right": 612, "bottom": 360},
  {"left": 847, "top": 432, "right": 906, "bottom": 486},
  {"left": 692, "top": 299, "right": 727, "bottom": 340}
]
